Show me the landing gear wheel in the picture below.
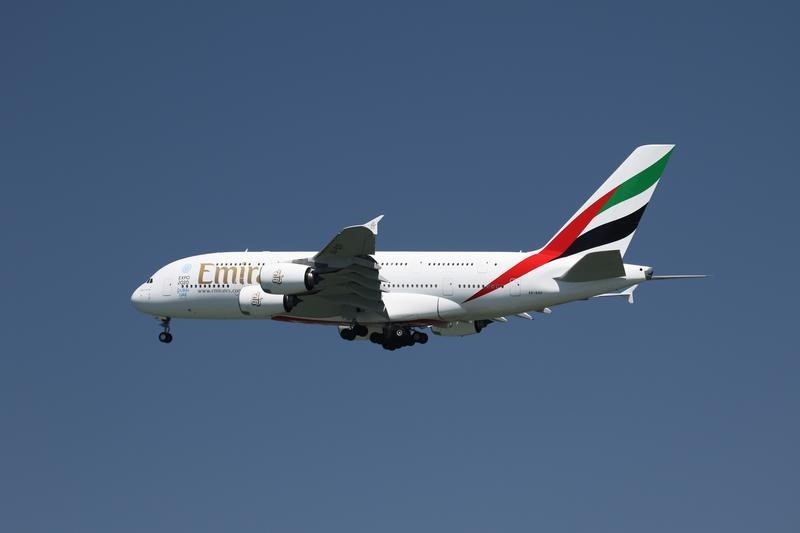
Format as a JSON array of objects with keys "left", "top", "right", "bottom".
[
  {"left": 156, "top": 316, "right": 172, "bottom": 344},
  {"left": 354, "top": 324, "right": 368, "bottom": 337},
  {"left": 376, "top": 327, "right": 427, "bottom": 350},
  {"left": 157, "top": 317, "right": 173, "bottom": 343},
  {"left": 340, "top": 328, "right": 357, "bottom": 341}
]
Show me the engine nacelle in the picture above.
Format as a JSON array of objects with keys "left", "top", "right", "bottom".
[
  {"left": 431, "top": 320, "right": 490, "bottom": 337},
  {"left": 238, "top": 285, "right": 297, "bottom": 317},
  {"left": 259, "top": 263, "right": 316, "bottom": 294}
]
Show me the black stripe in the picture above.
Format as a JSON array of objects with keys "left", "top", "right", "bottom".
[{"left": 561, "top": 204, "right": 648, "bottom": 258}]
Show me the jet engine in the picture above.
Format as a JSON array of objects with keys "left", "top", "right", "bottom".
[
  {"left": 259, "top": 263, "right": 317, "bottom": 294},
  {"left": 431, "top": 320, "right": 491, "bottom": 337},
  {"left": 239, "top": 285, "right": 297, "bottom": 317}
]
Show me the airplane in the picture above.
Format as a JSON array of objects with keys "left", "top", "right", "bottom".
[{"left": 131, "top": 144, "right": 704, "bottom": 350}]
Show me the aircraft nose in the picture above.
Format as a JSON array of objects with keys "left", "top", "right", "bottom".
[{"left": 131, "top": 287, "right": 147, "bottom": 311}]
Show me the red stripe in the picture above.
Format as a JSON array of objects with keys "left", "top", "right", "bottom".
[{"left": 463, "top": 187, "right": 617, "bottom": 303}]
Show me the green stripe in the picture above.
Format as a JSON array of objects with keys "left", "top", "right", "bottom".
[{"left": 600, "top": 150, "right": 673, "bottom": 213}]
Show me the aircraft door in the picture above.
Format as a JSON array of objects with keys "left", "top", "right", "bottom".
[
  {"left": 161, "top": 274, "right": 174, "bottom": 296},
  {"left": 509, "top": 278, "right": 521, "bottom": 296},
  {"left": 442, "top": 278, "right": 454, "bottom": 296}
]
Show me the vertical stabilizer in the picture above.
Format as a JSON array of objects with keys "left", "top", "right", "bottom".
[{"left": 542, "top": 144, "right": 674, "bottom": 258}]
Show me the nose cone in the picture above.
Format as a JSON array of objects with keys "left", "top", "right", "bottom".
[{"left": 131, "top": 286, "right": 149, "bottom": 312}]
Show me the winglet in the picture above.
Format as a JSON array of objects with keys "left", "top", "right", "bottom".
[{"left": 363, "top": 215, "right": 384, "bottom": 235}]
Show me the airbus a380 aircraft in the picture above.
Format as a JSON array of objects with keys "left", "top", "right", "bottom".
[{"left": 131, "top": 144, "right": 703, "bottom": 350}]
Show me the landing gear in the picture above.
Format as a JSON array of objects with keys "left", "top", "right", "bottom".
[
  {"left": 341, "top": 324, "right": 429, "bottom": 349},
  {"left": 339, "top": 328, "right": 357, "bottom": 341},
  {"left": 368, "top": 327, "right": 428, "bottom": 350},
  {"left": 158, "top": 317, "right": 173, "bottom": 343},
  {"left": 474, "top": 319, "right": 491, "bottom": 333},
  {"left": 339, "top": 323, "right": 368, "bottom": 341}
]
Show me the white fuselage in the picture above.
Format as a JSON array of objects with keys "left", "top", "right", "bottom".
[
  {"left": 131, "top": 250, "right": 650, "bottom": 325},
  {"left": 130, "top": 145, "right": 689, "bottom": 346}
]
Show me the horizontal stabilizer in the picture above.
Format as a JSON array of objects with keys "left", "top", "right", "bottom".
[
  {"left": 594, "top": 284, "right": 638, "bottom": 304},
  {"left": 558, "top": 250, "right": 625, "bottom": 282}
]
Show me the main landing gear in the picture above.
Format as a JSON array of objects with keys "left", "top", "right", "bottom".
[
  {"left": 157, "top": 317, "right": 173, "bottom": 343},
  {"left": 370, "top": 327, "right": 428, "bottom": 351},
  {"left": 339, "top": 323, "right": 369, "bottom": 341},
  {"left": 339, "top": 324, "right": 428, "bottom": 349}
]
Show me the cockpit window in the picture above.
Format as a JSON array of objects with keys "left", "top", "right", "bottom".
[{"left": 147, "top": 278, "right": 153, "bottom": 284}]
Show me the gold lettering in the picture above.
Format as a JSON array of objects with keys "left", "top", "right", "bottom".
[
  {"left": 239, "top": 265, "right": 246, "bottom": 285},
  {"left": 247, "top": 265, "right": 258, "bottom": 284},
  {"left": 215, "top": 266, "right": 238, "bottom": 284},
  {"left": 198, "top": 263, "right": 214, "bottom": 284}
]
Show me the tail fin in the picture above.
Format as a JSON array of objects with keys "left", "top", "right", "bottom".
[
  {"left": 540, "top": 144, "right": 674, "bottom": 259},
  {"left": 463, "top": 145, "right": 674, "bottom": 304}
]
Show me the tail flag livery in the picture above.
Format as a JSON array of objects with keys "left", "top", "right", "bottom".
[
  {"left": 544, "top": 144, "right": 673, "bottom": 259},
  {"left": 464, "top": 145, "right": 673, "bottom": 303}
]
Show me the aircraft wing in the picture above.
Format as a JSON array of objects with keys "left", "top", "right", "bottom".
[
  {"left": 314, "top": 215, "right": 384, "bottom": 265},
  {"left": 296, "top": 216, "right": 387, "bottom": 318}
]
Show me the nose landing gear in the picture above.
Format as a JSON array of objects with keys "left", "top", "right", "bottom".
[{"left": 157, "top": 317, "right": 173, "bottom": 343}]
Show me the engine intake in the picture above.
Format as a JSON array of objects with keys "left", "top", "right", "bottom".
[{"left": 259, "top": 263, "right": 316, "bottom": 295}]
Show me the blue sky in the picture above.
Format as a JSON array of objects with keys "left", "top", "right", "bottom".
[{"left": 1, "top": 2, "right": 797, "bottom": 532}]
